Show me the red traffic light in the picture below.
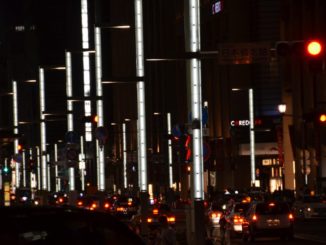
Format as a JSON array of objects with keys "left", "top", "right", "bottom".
[{"left": 306, "top": 40, "right": 323, "bottom": 57}]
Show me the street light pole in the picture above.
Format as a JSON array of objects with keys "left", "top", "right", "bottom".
[{"left": 249, "top": 88, "right": 256, "bottom": 186}]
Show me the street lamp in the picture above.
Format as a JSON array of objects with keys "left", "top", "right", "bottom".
[{"left": 39, "top": 66, "right": 66, "bottom": 191}]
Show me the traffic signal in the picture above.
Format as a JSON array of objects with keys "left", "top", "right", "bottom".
[
  {"left": 275, "top": 40, "right": 325, "bottom": 73},
  {"left": 318, "top": 113, "right": 326, "bottom": 123},
  {"left": 3, "top": 165, "right": 10, "bottom": 174},
  {"left": 83, "top": 115, "right": 98, "bottom": 124},
  {"left": 305, "top": 40, "right": 324, "bottom": 73},
  {"left": 17, "top": 144, "right": 23, "bottom": 152}
]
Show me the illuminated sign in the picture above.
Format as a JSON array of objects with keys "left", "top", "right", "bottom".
[
  {"left": 230, "top": 119, "right": 262, "bottom": 127},
  {"left": 212, "top": 1, "right": 222, "bottom": 15}
]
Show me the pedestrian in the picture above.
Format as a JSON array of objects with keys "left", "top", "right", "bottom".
[{"left": 219, "top": 210, "right": 232, "bottom": 245}]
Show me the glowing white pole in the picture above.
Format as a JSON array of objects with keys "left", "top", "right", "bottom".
[
  {"left": 36, "top": 146, "right": 41, "bottom": 190},
  {"left": 54, "top": 144, "right": 61, "bottom": 192},
  {"left": 22, "top": 150, "right": 26, "bottom": 187},
  {"left": 12, "top": 80, "right": 20, "bottom": 188},
  {"left": 47, "top": 154, "right": 51, "bottom": 191},
  {"left": 167, "top": 113, "right": 173, "bottom": 188},
  {"left": 65, "top": 51, "right": 76, "bottom": 191},
  {"left": 249, "top": 88, "right": 256, "bottom": 185},
  {"left": 95, "top": 27, "right": 105, "bottom": 191},
  {"left": 123, "top": 123, "right": 127, "bottom": 189},
  {"left": 189, "top": 0, "right": 204, "bottom": 200},
  {"left": 81, "top": 0, "right": 92, "bottom": 142},
  {"left": 39, "top": 67, "right": 47, "bottom": 190},
  {"left": 79, "top": 136, "right": 86, "bottom": 191},
  {"left": 135, "top": 0, "right": 148, "bottom": 192}
]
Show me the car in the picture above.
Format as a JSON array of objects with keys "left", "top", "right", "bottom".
[
  {"left": 111, "top": 196, "right": 140, "bottom": 220},
  {"left": 0, "top": 205, "right": 145, "bottom": 244},
  {"left": 76, "top": 195, "right": 101, "bottom": 211},
  {"left": 293, "top": 195, "right": 326, "bottom": 219},
  {"left": 230, "top": 201, "right": 250, "bottom": 236},
  {"left": 48, "top": 192, "right": 69, "bottom": 206},
  {"left": 242, "top": 200, "right": 294, "bottom": 242}
]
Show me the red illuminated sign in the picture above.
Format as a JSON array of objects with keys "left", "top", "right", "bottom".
[{"left": 230, "top": 119, "right": 263, "bottom": 127}]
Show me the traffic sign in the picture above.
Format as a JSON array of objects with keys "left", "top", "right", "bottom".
[{"left": 218, "top": 42, "right": 271, "bottom": 64}]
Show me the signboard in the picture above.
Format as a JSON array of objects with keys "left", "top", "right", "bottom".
[
  {"left": 218, "top": 42, "right": 271, "bottom": 64},
  {"left": 212, "top": 1, "right": 222, "bottom": 15}
]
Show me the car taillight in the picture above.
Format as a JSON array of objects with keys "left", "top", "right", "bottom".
[
  {"left": 147, "top": 218, "right": 153, "bottom": 223},
  {"left": 288, "top": 213, "right": 294, "bottom": 220},
  {"left": 211, "top": 212, "right": 221, "bottom": 219},
  {"left": 252, "top": 214, "right": 258, "bottom": 221},
  {"left": 59, "top": 198, "right": 64, "bottom": 203},
  {"left": 104, "top": 203, "right": 110, "bottom": 209},
  {"left": 233, "top": 215, "right": 244, "bottom": 224},
  {"left": 153, "top": 209, "right": 159, "bottom": 215},
  {"left": 92, "top": 203, "right": 97, "bottom": 209},
  {"left": 77, "top": 201, "right": 83, "bottom": 206},
  {"left": 168, "top": 216, "right": 176, "bottom": 223}
]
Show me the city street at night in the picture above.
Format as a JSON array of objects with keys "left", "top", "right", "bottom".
[{"left": 2, "top": 0, "right": 326, "bottom": 244}]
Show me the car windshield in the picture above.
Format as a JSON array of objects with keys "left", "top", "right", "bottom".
[
  {"left": 256, "top": 202, "right": 290, "bottom": 215},
  {"left": 234, "top": 203, "right": 250, "bottom": 214}
]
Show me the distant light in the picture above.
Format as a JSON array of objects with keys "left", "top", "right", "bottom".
[
  {"left": 52, "top": 66, "right": 66, "bottom": 70},
  {"left": 111, "top": 122, "right": 117, "bottom": 126},
  {"left": 101, "top": 25, "right": 130, "bottom": 29},
  {"left": 25, "top": 80, "right": 37, "bottom": 83},
  {"left": 153, "top": 112, "right": 161, "bottom": 115},
  {"left": 306, "top": 40, "right": 323, "bottom": 56},
  {"left": 278, "top": 104, "right": 287, "bottom": 114},
  {"left": 231, "top": 88, "right": 241, "bottom": 91}
]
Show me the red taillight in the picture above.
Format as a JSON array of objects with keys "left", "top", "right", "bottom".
[
  {"left": 153, "top": 209, "right": 159, "bottom": 215},
  {"left": 210, "top": 212, "right": 221, "bottom": 219},
  {"left": 59, "top": 197, "right": 64, "bottom": 203},
  {"left": 92, "top": 203, "right": 97, "bottom": 209},
  {"left": 147, "top": 218, "right": 153, "bottom": 223},
  {"left": 233, "top": 215, "right": 244, "bottom": 224},
  {"left": 288, "top": 213, "right": 294, "bottom": 220},
  {"left": 104, "top": 203, "right": 110, "bottom": 209},
  {"left": 77, "top": 201, "right": 83, "bottom": 206},
  {"left": 252, "top": 214, "right": 258, "bottom": 221},
  {"left": 167, "top": 216, "right": 176, "bottom": 223}
]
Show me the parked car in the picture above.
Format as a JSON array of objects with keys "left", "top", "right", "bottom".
[
  {"left": 0, "top": 205, "right": 144, "bottom": 244},
  {"left": 242, "top": 201, "right": 294, "bottom": 242}
]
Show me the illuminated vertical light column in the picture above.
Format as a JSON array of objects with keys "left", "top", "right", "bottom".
[
  {"left": 65, "top": 51, "right": 75, "bottom": 191},
  {"left": 22, "top": 150, "right": 26, "bottom": 187},
  {"left": 135, "top": 0, "right": 148, "bottom": 192},
  {"left": 249, "top": 88, "right": 256, "bottom": 185},
  {"left": 123, "top": 123, "right": 127, "bottom": 189},
  {"left": 47, "top": 154, "right": 51, "bottom": 191},
  {"left": 95, "top": 27, "right": 105, "bottom": 191},
  {"left": 54, "top": 144, "right": 61, "bottom": 192},
  {"left": 81, "top": 0, "right": 92, "bottom": 142},
  {"left": 167, "top": 113, "right": 173, "bottom": 188},
  {"left": 79, "top": 136, "right": 86, "bottom": 191},
  {"left": 29, "top": 148, "right": 36, "bottom": 189},
  {"left": 189, "top": 0, "right": 204, "bottom": 200},
  {"left": 39, "top": 68, "right": 47, "bottom": 190},
  {"left": 12, "top": 80, "right": 20, "bottom": 188},
  {"left": 36, "top": 146, "right": 41, "bottom": 190}
]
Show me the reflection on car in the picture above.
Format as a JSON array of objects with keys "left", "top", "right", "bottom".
[
  {"left": 0, "top": 206, "right": 144, "bottom": 244},
  {"left": 242, "top": 201, "right": 294, "bottom": 242}
]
